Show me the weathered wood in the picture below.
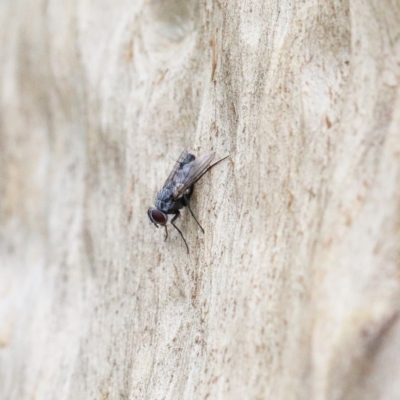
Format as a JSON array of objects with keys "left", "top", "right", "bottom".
[{"left": 1, "top": 1, "right": 400, "bottom": 399}]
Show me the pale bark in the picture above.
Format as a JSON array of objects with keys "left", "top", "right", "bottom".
[{"left": 1, "top": 1, "right": 400, "bottom": 399}]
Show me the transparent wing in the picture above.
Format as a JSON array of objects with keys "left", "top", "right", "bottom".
[
  {"left": 172, "top": 152, "right": 215, "bottom": 199},
  {"left": 162, "top": 149, "right": 189, "bottom": 188}
]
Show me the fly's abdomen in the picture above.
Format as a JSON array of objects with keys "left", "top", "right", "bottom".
[{"left": 181, "top": 154, "right": 195, "bottom": 166}]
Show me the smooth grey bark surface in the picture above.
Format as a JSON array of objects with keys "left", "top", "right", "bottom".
[{"left": 1, "top": 0, "right": 400, "bottom": 399}]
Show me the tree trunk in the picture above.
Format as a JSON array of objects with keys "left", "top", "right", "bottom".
[{"left": 1, "top": 1, "right": 400, "bottom": 399}]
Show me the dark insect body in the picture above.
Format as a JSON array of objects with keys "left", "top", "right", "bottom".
[{"left": 147, "top": 150, "right": 227, "bottom": 253}]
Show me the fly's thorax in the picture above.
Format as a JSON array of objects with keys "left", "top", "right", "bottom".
[
  {"left": 154, "top": 192, "right": 168, "bottom": 211},
  {"left": 155, "top": 186, "right": 182, "bottom": 213}
]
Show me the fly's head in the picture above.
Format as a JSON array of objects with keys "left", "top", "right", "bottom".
[{"left": 147, "top": 207, "right": 168, "bottom": 228}]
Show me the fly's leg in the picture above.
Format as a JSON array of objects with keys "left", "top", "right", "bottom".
[
  {"left": 164, "top": 226, "right": 168, "bottom": 241},
  {"left": 183, "top": 194, "right": 204, "bottom": 233},
  {"left": 190, "top": 155, "right": 229, "bottom": 187},
  {"left": 171, "top": 211, "right": 189, "bottom": 254}
]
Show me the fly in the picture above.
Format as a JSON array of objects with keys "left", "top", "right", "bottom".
[{"left": 148, "top": 150, "right": 228, "bottom": 253}]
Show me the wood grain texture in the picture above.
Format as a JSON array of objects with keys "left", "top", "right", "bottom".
[{"left": 1, "top": 0, "right": 400, "bottom": 399}]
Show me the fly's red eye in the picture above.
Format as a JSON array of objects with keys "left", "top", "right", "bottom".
[{"left": 148, "top": 208, "right": 167, "bottom": 225}]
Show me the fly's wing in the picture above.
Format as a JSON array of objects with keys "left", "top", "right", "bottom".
[
  {"left": 172, "top": 152, "right": 215, "bottom": 200},
  {"left": 162, "top": 149, "right": 189, "bottom": 189}
]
